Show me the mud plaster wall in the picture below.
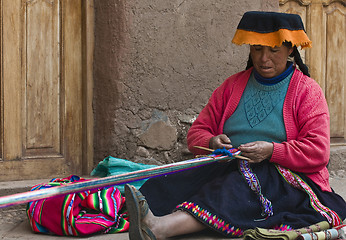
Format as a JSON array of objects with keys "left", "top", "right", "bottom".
[{"left": 93, "top": 0, "right": 279, "bottom": 167}]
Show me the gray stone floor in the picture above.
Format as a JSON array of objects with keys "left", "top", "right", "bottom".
[{"left": 1, "top": 177, "right": 345, "bottom": 240}]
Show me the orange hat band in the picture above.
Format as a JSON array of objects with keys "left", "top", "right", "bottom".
[{"left": 232, "top": 29, "right": 312, "bottom": 49}]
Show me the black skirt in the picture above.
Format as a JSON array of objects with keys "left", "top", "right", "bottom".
[{"left": 139, "top": 160, "right": 346, "bottom": 237}]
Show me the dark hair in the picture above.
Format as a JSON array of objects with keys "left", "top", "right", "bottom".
[
  {"left": 290, "top": 46, "right": 310, "bottom": 77},
  {"left": 246, "top": 53, "right": 253, "bottom": 70},
  {"left": 246, "top": 42, "right": 310, "bottom": 77}
]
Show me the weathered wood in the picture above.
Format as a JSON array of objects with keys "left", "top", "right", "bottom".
[
  {"left": 25, "top": 0, "right": 60, "bottom": 155},
  {"left": 3, "top": 0, "right": 22, "bottom": 160},
  {"left": 82, "top": 0, "right": 95, "bottom": 176},
  {"left": 0, "top": 0, "right": 94, "bottom": 181},
  {"left": 325, "top": 3, "right": 345, "bottom": 138},
  {"left": 280, "top": 0, "right": 346, "bottom": 143}
]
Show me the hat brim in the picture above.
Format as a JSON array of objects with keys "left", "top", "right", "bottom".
[{"left": 232, "top": 29, "right": 312, "bottom": 49}]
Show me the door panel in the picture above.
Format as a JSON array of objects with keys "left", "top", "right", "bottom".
[
  {"left": 280, "top": 0, "right": 346, "bottom": 144},
  {"left": 0, "top": 0, "right": 93, "bottom": 181},
  {"left": 25, "top": 0, "right": 61, "bottom": 157},
  {"left": 324, "top": 4, "right": 345, "bottom": 139}
]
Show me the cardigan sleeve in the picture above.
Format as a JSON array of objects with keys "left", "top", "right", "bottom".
[
  {"left": 187, "top": 82, "right": 228, "bottom": 155},
  {"left": 187, "top": 69, "right": 252, "bottom": 156},
  {"left": 270, "top": 73, "right": 330, "bottom": 174}
]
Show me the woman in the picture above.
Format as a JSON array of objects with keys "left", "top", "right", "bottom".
[{"left": 125, "top": 11, "right": 346, "bottom": 240}]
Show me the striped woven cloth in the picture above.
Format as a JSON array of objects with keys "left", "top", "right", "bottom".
[{"left": 26, "top": 175, "right": 129, "bottom": 236}]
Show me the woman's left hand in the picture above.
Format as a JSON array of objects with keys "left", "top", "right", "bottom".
[{"left": 238, "top": 141, "right": 273, "bottom": 163}]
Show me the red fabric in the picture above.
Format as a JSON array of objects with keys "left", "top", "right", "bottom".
[
  {"left": 187, "top": 67, "right": 331, "bottom": 191},
  {"left": 26, "top": 176, "right": 129, "bottom": 236}
]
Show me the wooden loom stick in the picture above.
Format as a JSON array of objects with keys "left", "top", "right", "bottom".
[
  {"left": 193, "top": 146, "right": 251, "bottom": 161},
  {"left": 0, "top": 153, "right": 232, "bottom": 209}
]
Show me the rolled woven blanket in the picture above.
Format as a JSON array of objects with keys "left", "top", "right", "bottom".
[{"left": 243, "top": 221, "right": 330, "bottom": 240}]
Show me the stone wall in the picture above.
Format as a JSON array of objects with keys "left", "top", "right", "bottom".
[{"left": 93, "top": 0, "right": 279, "bottom": 166}]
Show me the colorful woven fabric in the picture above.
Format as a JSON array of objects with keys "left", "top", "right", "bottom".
[
  {"left": 334, "top": 223, "right": 346, "bottom": 239},
  {"left": 177, "top": 201, "right": 244, "bottom": 237},
  {"left": 244, "top": 221, "right": 331, "bottom": 240},
  {"left": 212, "top": 147, "right": 241, "bottom": 157},
  {"left": 239, "top": 160, "right": 273, "bottom": 218},
  {"left": 26, "top": 175, "right": 129, "bottom": 236},
  {"left": 297, "top": 228, "right": 339, "bottom": 240},
  {"left": 209, "top": 148, "right": 342, "bottom": 230},
  {"left": 276, "top": 165, "right": 342, "bottom": 227},
  {"left": 213, "top": 148, "right": 274, "bottom": 217},
  {"left": 208, "top": 148, "right": 342, "bottom": 229}
]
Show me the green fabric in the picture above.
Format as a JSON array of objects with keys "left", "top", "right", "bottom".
[
  {"left": 243, "top": 221, "right": 330, "bottom": 240},
  {"left": 91, "top": 156, "right": 157, "bottom": 194}
]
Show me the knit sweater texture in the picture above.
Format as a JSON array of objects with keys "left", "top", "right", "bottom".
[
  {"left": 187, "top": 67, "right": 331, "bottom": 191},
  {"left": 223, "top": 72, "right": 291, "bottom": 147}
]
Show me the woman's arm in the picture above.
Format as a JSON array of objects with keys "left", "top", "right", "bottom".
[
  {"left": 187, "top": 69, "right": 252, "bottom": 156},
  {"left": 270, "top": 74, "right": 330, "bottom": 173},
  {"left": 187, "top": 85, "right": 227, "bottom": 155}
]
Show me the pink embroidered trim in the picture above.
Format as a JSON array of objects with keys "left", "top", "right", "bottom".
[
  {"left": 276, "top": 165, "right": 342, "bottom": 227},
  {"left": 273, "top": 224, "right": 294, "bottom": 231},
  {"left": 177, "top": 201, "right": 244, "bottom": 237}
]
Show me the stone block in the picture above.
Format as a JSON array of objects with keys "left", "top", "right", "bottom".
[{"left": 139, "top": 120, "right": 177, "bottom": 150}]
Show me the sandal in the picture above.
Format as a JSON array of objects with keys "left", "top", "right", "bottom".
[{"left": 125, "top": 184, "right": 157, "bottom": 240}]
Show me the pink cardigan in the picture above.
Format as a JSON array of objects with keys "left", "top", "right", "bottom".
[{"left": 187, "top": 67, "right": 332, "bottom": 192}]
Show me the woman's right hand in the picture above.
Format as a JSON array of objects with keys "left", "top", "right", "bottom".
[{"left": 209, "top": 134, "right": 233, "bottom": 150}]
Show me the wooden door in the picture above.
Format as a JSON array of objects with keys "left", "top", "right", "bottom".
[
  {"left": 0, "top": 0, "right": 94, "bottom": 181},
  {"left": 280, "top": 0, "right": 346, "bottom": 144}
]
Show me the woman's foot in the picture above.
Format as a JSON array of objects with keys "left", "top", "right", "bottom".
[
  {"left": 125, "top": 184, "right": 158, "bottom": 240},
  {"left": 125, "top": 184, "right": 206, "bottom": 239}
]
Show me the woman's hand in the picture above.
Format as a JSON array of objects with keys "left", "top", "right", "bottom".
[
  {"left": 209, "top": 134, "right": 233, "bottom": 150},
  {"left": 238, "top": 141, "right": 273, "bottom": 163}
]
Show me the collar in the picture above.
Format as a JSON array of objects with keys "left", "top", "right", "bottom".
[{"left": 254, "top": 62, "right": 294, "bottom": 85}]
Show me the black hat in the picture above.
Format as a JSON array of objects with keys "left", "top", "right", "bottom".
[{"left": 232, "top": 11, "right": 312, "bottom": 49}]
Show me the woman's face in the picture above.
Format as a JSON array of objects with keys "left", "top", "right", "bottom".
[{"left": 250, "top": 44, "right": 293, "bottom": 78}]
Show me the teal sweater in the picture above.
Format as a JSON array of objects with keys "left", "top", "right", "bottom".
[{"left": 223, "top": 71, "right": 292, "bottom": 148}]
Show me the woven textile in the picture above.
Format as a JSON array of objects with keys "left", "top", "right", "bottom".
[
  {"left": 276, "top": 166, "right": 342, "bottom": 227},
  {"left": 26, "top": 175, "right": 129, "bottom": 236},
  {"left": 239, "top": 160, "right": 273, "bottom": 217},
  {"left": 244, "top": 221, "right": 334, "bottom": 240}
]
